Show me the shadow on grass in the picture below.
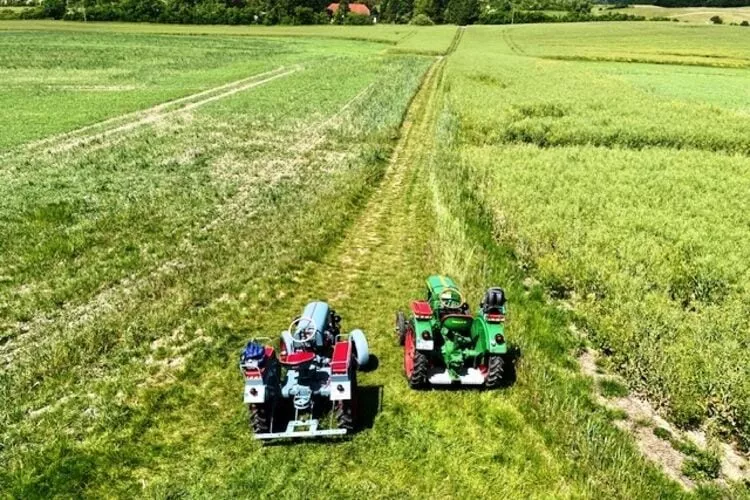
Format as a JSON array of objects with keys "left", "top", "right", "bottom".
[{"left": 356, "top": 384, "right": 383, "bottom": 431}]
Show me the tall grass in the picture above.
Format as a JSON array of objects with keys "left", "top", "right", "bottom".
[{"left": 446, "top": 24, "right": 750, "bottom": 449}]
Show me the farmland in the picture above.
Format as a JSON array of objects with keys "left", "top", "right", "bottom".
[
  {"left": 1, "top": 20, "right": 749, "bottom": 497},
  {"left": 446, "top": 23, "right": 750, "bottom": 449},
  {"left": 599, "top": 4, "right": 750, "bottom": 24}
]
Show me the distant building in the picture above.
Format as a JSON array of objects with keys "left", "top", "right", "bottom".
[{"left": 326, "top": 2, "right": 371, "bottom": 16}]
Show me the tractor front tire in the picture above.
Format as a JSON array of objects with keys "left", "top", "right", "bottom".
[
  {"left": 485, "top": 355, "right": 505, "bottom": 389},
  {"left": 249, "top": 402, "right": 272, "bottom": 434},
  {"left": 405, "top": 329, "right": 429, "bottom": 389},
  {"left": 409, "top": 351, "right": 429, "bottom": 389},
  {"left": 335, "top": 355, "right": 357, "bottom": 432},
  {"left": 396, "top": 312, "right": 407, "bottom": 346}
]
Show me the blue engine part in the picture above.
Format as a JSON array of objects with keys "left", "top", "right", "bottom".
[{"left": 240, "top": 340, "right": 266, "bottom": 367}]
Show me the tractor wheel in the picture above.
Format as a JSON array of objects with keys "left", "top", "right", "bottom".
[
  {"left": 485, "top": 355, "right": 505, "bottom": 389},
  {"left": 248, "top": 402, "right": 272, "bottom": 434},
  {"left": 404, "top": 329, "right": 429, "bottom": 389},
  {"left": 335, "top": 354, "right": 357, "bottom": 432},
  {"left": 396, "top": 312, "right": 407, "bottom": 346}
]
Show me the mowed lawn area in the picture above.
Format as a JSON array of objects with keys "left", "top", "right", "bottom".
[{"left": 1, "top": 20, "right": 749, "bottom": 498}]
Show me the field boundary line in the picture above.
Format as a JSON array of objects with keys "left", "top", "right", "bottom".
[{"left": 15, "top": 66, "right": 294, "bottom": 154}]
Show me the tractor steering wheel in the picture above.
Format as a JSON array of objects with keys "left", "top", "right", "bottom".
[
  {"left": 439, "top": 287, "right": 464, "bottom": 310},
  {"left": 288, "top": 316, "right": 319, "bottom": 345}
]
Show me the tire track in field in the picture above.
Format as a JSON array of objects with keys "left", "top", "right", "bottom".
[
  {"left": 46, "top": 67, "right": 301, "bottom": 154},
  {"left": 12, "top": 66, "right": 297, "bottom": 156},
  {"left": 446, "top": 26, "right": 465, "bottom": 55},
  {"left": 0, "top": 80, "right": 376, "bottom": 370},
  {"left": 128, "top": 59, "right": 446, "bottom": 389}
]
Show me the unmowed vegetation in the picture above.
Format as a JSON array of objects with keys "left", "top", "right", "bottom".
[
  {"left": 1, "top": 20, "right": 749, "bottom": 497},
  {"left": 442, "top": 23, "right": 750, "bottom": 450}
]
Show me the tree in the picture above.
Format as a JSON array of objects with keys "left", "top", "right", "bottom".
[
  {"left": 414, "top": 0, "right": 437, "bottom": 20},
  {"left": 710, "top": 14, "right": 722, "bottom": 23},
  {"left": 568, "top": 0, "right": 591, "bottom": 14},
  {"left": 334, "top": 0, "right": 348, "bottom": 22},
  {"left": 443, "top": 0, "right": 478, "bottom": 24},
  {"left": 42, "top": 0, "right": 66, "bottom": 19}
]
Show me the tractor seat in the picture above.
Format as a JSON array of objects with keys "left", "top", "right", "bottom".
[
  {"left": 440, "top": 314, "right": 473, "bottom": 335},
  {"left": 281, "top": 351, "right": 315, "bottom": 366}
]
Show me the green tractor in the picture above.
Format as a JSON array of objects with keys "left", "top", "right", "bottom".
[{"left": 396, "top": 275, "right": 510, "bottom": 388}]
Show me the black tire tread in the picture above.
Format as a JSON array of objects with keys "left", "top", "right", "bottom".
[
  {"left": 409, "top": 349, "right": 429, "bottom": 389},
  {"left": 485, "top": 355, "right": 505, "bottom": 389},
  {"left": 396, "top": 312, "right": 407, "bottom": 346},
  {"left": 249, "top": 403, "right": 271, "bottom": 434}
]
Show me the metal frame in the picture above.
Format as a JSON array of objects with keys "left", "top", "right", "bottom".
[{"left": 254, "top": 419, "right": 347, "bottom": 440}]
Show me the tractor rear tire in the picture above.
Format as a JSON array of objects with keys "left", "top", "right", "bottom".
[
  {"left": 335, "top": 355, "right": 357, "bottom": 432},
  {"left": 485, "top": 355, "right": 505, "bottom": 389},
  {"left": 396, "top": 312, "right": 407, "bottom": 346},
  {"left": 409, "top": 350, "right": 429, "bottom": 390},
  {"left": 249, "top": 402, "right": 272, "bottom": 434}
]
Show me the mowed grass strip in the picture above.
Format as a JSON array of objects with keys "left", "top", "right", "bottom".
[{"left": 445, "top": 24, "right": 750, "bottom": 452}]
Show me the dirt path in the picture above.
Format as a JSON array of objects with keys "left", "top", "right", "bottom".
[{"left": 579, "top": 348, "right": 749, "bottom": 489}]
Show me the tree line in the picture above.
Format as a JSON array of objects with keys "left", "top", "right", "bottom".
[{"left": 3, "top": 0, "right": 748, "bottom": 25}]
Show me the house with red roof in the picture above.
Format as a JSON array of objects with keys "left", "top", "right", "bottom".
[{"left": 326, "top": 2, "right": 371, "bottom": 16}]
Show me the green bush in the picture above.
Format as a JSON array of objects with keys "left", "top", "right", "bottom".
[
  {"left": 741, "top": 20, "right": 749, "bottom": 26},
  {"left": 42, "top": 0, "right": 66, "bottom": 19},
  {"left": 710, "top": 15, "right": 723, "bottom": 24},
  {"left": 344, "top": 12, "right": 372, "bottom": 24},
  {"left": 410, "top": 12, "right": 435, "bottom": 24},
  {"left": 0, "top": 8, "right": 20, "bottom": 19},
  {"left": 293, "top": 6, "right": 316, "bottom": 24}
]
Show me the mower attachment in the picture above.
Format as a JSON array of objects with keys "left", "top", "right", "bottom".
[{"left": 254, "top": 419, "right": 347, "bottom": 440}]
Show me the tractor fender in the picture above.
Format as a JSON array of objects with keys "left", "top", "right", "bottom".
[
  {"left": 473, "top": 317, "right": 507, "bottom": 355},
  {"left": 413, "top": 319, "right": 434, "bottom": 351},
  {"left": 349, "top": 329, "right": 369, "bottom": 369}
]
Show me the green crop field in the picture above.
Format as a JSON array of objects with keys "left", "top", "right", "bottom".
[
  {"left": 1, "top": 20, "right": 749, "bottom": 498},
  {"left": 596, "top": 4, "right": 750, "bottom": 24}
]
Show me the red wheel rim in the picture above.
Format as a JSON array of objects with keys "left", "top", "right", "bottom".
[{"left": 404, "top": 328, "right": 415, "bottom": 377}]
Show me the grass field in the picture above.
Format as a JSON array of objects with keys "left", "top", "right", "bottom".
[
  {"left": 1, "top": 20, "right": 749, "bottom": 498},
  {"left": 445, "top": 23, "right": 750, "bottom": 451},
  {"left": 598, "top": 4, "right": 750, "bottom": 24}
]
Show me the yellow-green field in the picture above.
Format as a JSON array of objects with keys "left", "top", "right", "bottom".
[{"left": 600, "top": 4, "right": 750, "bottom": 23}]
